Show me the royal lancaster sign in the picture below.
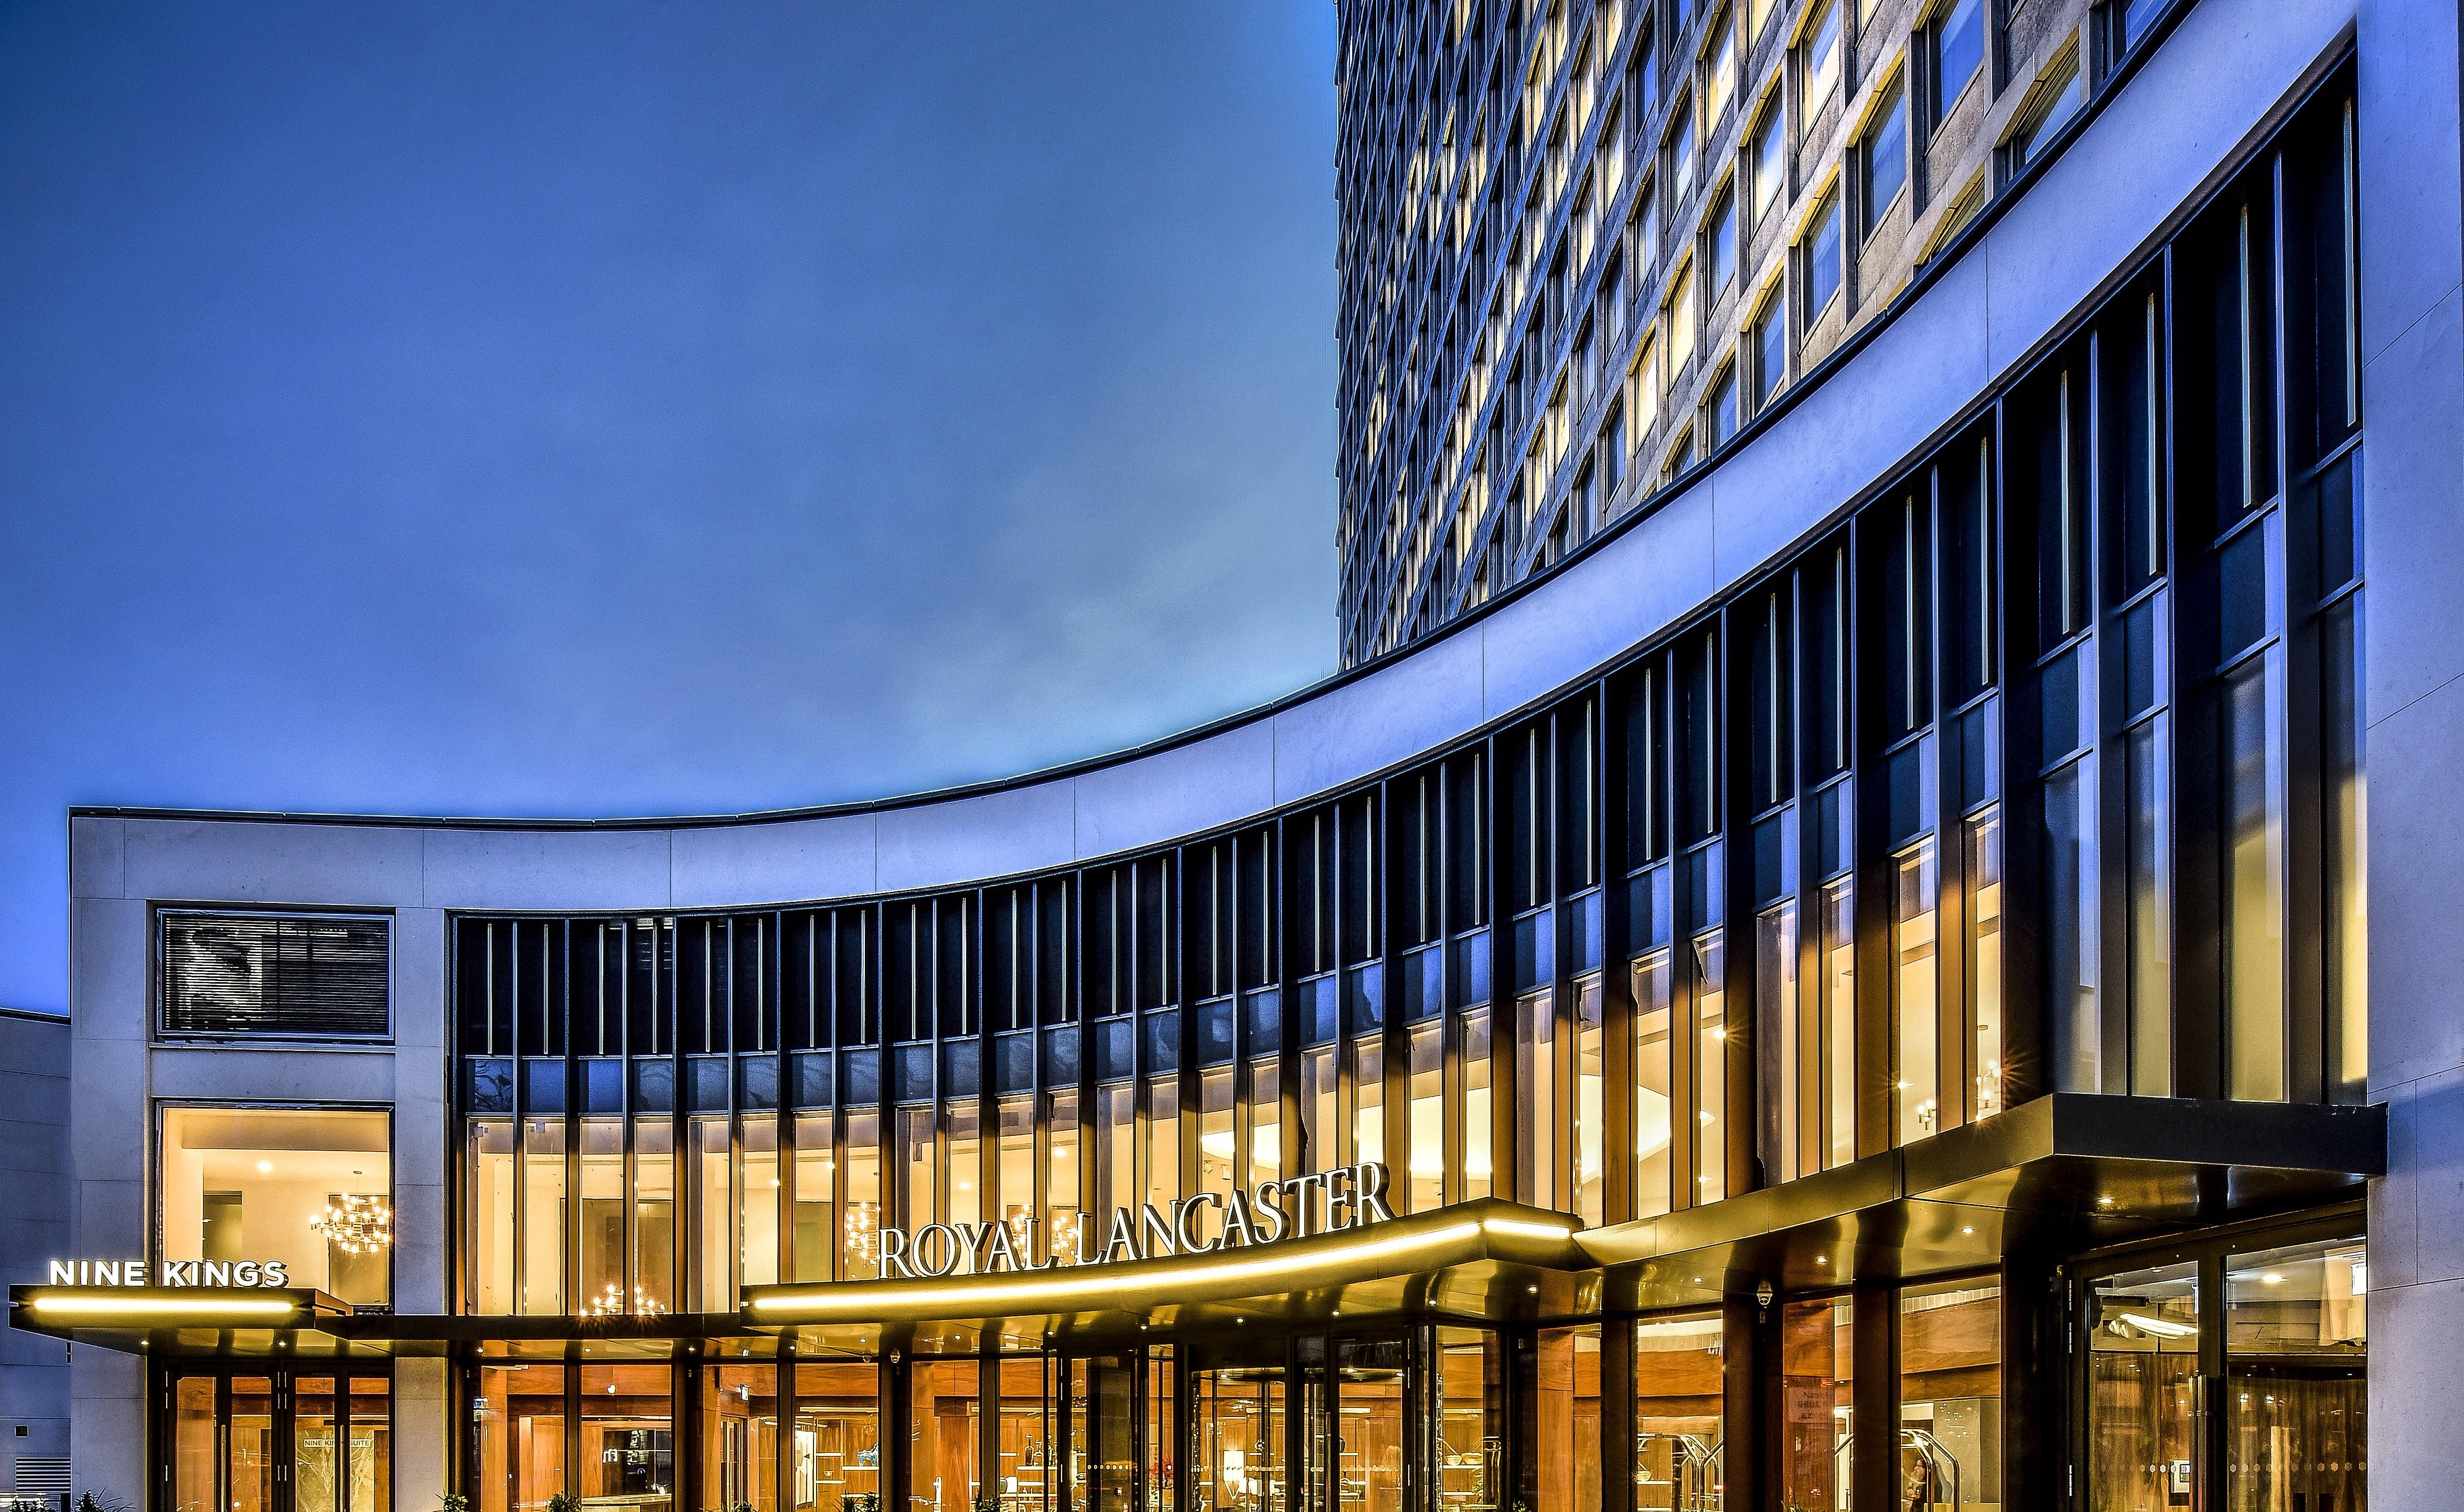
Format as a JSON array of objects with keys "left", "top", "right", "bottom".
[
  {"left": 878, "top": 1160, "right": 1396, "bottom": 1279},
  {"left": 48, "top": 1258, "right": 292, "bottom": 1287}
]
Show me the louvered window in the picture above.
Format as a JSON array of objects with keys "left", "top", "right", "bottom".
[{"left": 158, "top": 910, "right": 391, "bottom": 1039}]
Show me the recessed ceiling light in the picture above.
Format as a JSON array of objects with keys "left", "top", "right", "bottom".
[
  {"left": 258, "top": 1160, "right": 274, "bottom": 1174},
  {"left": 1962, "top": 1227, "right": 1975, "bottom": 1236}
]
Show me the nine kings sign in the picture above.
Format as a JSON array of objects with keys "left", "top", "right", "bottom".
[{"left": 879, "top": 1160, "right": 1396, "bottom": 1279}]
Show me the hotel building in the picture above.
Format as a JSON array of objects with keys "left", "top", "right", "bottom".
[{"left": 13, "top": 1, "right": 2464, "bottom": 1510}]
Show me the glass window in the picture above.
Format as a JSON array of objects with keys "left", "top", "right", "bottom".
[
  {"left": 1098, "top": 1083, "right": 1135, "bottom": 1215},
  {"left": 1702, "top": 15, "right": 1735, "bottom": 129},
  {"left": 743, "top": 1116, "right": 780, "bottom": 1290},
  {"left": 2045, "top": 759, "right": 2101, "bottom": 1091},
  {"left": 948, "top": 1101, "right": 983, "bottom": 1233},
  {"left": 580, "top": 1118, "right": 624, "bottom": 1314},
  {"left": 1573, "top": 977, "right": 1605, "bottom": 1226},
  {"left": 1434, "top": 1330, "right": 1504, "bottom": 1512},
  {"left": 1756, "top": 902, "right": 1801, "bottom": 1182},
  {"left": 909, "top": 1358, "right": 981, "bottom": 1512},
  {"left": 1862, "top": 79, "right": 1908, "bottom": 232},
  {"left": 843, "top": 1107, "right": 882, "bottom": 1280},
  {"left": 1801, "top": 0, "right": 1840, "bottom": 123},
  {"left": 1147, "top": 1076, "right": 1181, "bottom": 1211},
  {"left": 2115, "top": 0, "right": 2170, "bottom": 57},
  {"left": 1692, "top": 932, "right": 1726, "bottom": 1204},
  {"left": 2088, "top": 1261, "right": 2200, "bottom": 1508},
  {"left": 1754, "top": 296, "right": 1786, "bottom": 409},
  {"left": 2224, "top": 657, "right": 2287, "bottom": 1101},
  {"left": 162, "top": 1107, "right": 393, "bottom": 1307},
  {"left": 1304, "top": 1046, "right": 1341, "bottom": 1172},
  {"left": 1896, "top": 838, "right": 1942, "bottom": 1144},
  {"left": 1634, "top": 949, "right": 1674, "bottom": 1218},
  {"left": 1666, "top": 107, "right": 1695, "bottom": 203},
  {"left": 1819, "top": 878, "right": 1857, "bottom": 1169},
  {"left": 1409, "top": 1022, "right": 1443, "bottom": 1212},
  {"left": 1352, "top": 1035, "right": 1386, "bottom": 1172},
  {"left": 1199, "top": 1070, "right": 1238, "bottom": 1215},
  {"left": 1634, "top": 1314, "right": 1724, "bottom": 1510},
  {"left": 1777, "top": 1298, "right": 1852, "bottom": 1512},
  {"left": 1751, "top": 101, "right": 1785, "bottom": 226},
  {"left": 1965, "top": 810, "right": 2006, "bottom": 1120},
  {"left": 998, "top": 1098, "right": 1034, "bottom": 1257},
  {"left": 795, "top": 1360, "right": 884, "bottom": 1512},
  {"left": 1930, "top": 0, "right": 1984, "bottom": 130},
  {"left": 1706, "top": 364, "right": 1739, "bottom": 450},
  {"left": 1900, "top": 1280, "right": 2002, "bottom": 1509},
  {"left": 2226, "top": 1239, "right": 2368, "bottom": 1511},
  {"left": 1666, "top": 265, "right": 1697, "bottom": 373},
  {"left": 1463, "top": 1009, "right": 1494, "bottom": 1200},
  {"left": 1706, "top": 187, "right": 1737, "bottom": 298},
  {"left": 1535, "top": 1325, "right": 1603, "bottom": 1512},
  {"left": 582, "top": 1365, "right": 673, "bottom": 1510},
  {"left": 1516, "top": 991, "right": 1559, "bottom": 1209},
  {"left": 474, "top": 1362, "right": 565, "bottom": 1512},
  {"left": 1246, "top": 1059, "right": 1281, "bottom": 1190},
  {"left": 2010, "top": 55, "right": 2085, "bottom": 171},
  {"left": 1047, "top": 1090, "right": 1081, "bottom": 1264},
  {"left": 1804, "top": 190, "right": 1842, "bottom": 326},
  {"left": 701, "top": 1362, "right": 780, "bottom": 1512},
  {"left": 694, "top": 1113, "right": 733, "bottom": 1311},
  {"left": 794, "top": 1111, "right": 837, "bottom": 1284}
]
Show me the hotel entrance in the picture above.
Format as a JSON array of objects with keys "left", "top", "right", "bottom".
[{"left": 156, "top": 1367, "right": 393, "bottom": 1512}]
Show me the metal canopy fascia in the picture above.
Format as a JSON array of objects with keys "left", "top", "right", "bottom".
[{"left": 9, "top": 1095, "right": 2378, "bottom": 1358}]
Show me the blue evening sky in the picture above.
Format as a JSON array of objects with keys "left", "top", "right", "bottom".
[{"left": 0, "top": 4, "right": 1341, "bottom": 1014}]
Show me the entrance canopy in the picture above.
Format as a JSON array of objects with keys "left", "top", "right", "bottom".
[{"left": 9, "top": 1093, "right": 2380, "bottom": 1359}]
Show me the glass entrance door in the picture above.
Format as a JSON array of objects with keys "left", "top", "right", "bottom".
[{"left": 159, "top": 1367, "right": 393, "bottom": 1512}]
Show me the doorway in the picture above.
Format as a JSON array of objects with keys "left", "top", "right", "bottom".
[{"left": 159, "top": 1367, "right": 392, "bottom": 1512}]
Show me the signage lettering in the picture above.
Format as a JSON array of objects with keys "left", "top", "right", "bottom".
[
  {"left": 877, "top": 1161, "right": 1394, "bottom": 1280},
  {"left": 47, "top": 1258, "right": 292, "bottom": 1289}
]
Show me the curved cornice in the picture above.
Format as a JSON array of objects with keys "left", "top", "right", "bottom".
[{"left": 70, "top": 0, "right": 2354, "bottom": 918}]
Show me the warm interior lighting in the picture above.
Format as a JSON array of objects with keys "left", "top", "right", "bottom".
[
  {"left": 2112, "top": 1311, "right": 2198, "bottom": 1338},
  {"left": 29, "top": 1295, "right": 299, "bottom": 1321},
  {"left": 308, "top": 1191, "right": 392, "bottom": 1255}
]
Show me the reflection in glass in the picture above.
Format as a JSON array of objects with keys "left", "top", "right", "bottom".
[
  {"left": 795, "top": 1360, "right": 884, "bottom": 1512},
  {"left": 1304, "top": 1047, "right": 1341, "bottom": 1174},
  {"left": 1897, "top": 839, "right": 1941, "bottom": 1144},
  {"left": 1776, "top": 1302, "right": 1850, "bottom": 1512},
  {"left": 1899, "top": 1281, "right": 2002, "bottom": 1509},
  {"left": 743, "top": 1115, "right": 780, "bottom": 1289},
  {"left": 469, "top": 1119, "right": 514, "bottom": 1313},
  {"left": 1000, "top": 1098, "right": 1037, "bottom": 1256},
  {"left": 1098, "top": 1084, "right": 1135, "bottom": 1216},
  {"left": 1517, "top": 991, "right": 1558, "bottom": 1209},
  {"left": 2088, "top": 1261, "right": 2199, "bottom": 1509},
  {"left": 694, "top": 1114, "right": 732, "bottom": 1311},
  {"left": 1353, "top": 1034, "right": 1387, "bottom": 1172},
  {"left": 1757, "top": 901, "right": 1802, "bottom": 1181},
  {"left": 1534, "top": 1326, "right": 1602, "bottom": 1512},
  {"left": 1199, "top": 1070, "right": 1238, "bottom": 1216},
  {"left": 346, "top": 1376, "right": 389, "bottom": 1512},
  {"left": 2045, "top": 760, "right": 2100, "bottom": 1091},
  {"left": 1433, "top": 1330, "right": 1502, "bottom": 1512},
  {"left": 635, "top": 1115, "right": 674, "bottom": 1312},
  {"left": 1147, "top": 1076, "right": 1181, "bottom": 1210},
  {"left": 1409, "top": 1023, "right": 1444, "bottom": 1212},
  {"left": 910, "top": 1359, "right": 982, "bottom": 1512},
  {"left": 580, "top": 1120, "right": 624, "bottom": 1314},
  {"left": 295, "top": 1376, "right": 336, "bottom": 1512},
  {"left": 2225, "top": 659, "right": 2287, "bottom": 1101},
  {"left": 474, "top": 1362, "right": 566, "bottom": 1512},
  {"left": 1193, "top": 1361, "right": 1286, "bottom": 1512},
  {"left": 795, "top": 1111, "right": 837, "bottom": 1283},
  {"left": 521, "top": 1117, "right": 565, "bottom": 1315},
  {"left": 949, "top": 1101, "right": 983, "bottom": 1233},
  {"left": 1634, "top": 1315, "right": 1723, "bottom": 1511},
  {"left": 843, "top": 1108, "right": 882, "bottom": 1280},
  {"left": 1462, "top": 1010, "right": 1494, "bottom": 1200},
  {"left": 1047, "top": 1091, "right": 1082, "bottom": 1264},
  {"left": 160, "top": 1105, "right": 394, "bottom": 1306},
  {"left": 2226, "top": 1239, "right": 2367, "bottom": 1511},
  {"left": 1247, "top": 1060, "right": 1282, "bottom": 1192},
  {"left": 1965, "top": 811, "right": 2006, "bottom": 1119},
  {"left": 172, "top": 1376, "right": 216, "bottom": 1512},
  {"left": 582, "top": 1364, "right": 673, "bottom": 1510},
  {"left": 701, "top": 1362, "right": 780, "bottom": 1512},
  {"left": 1633, "top": 952, "right": 1673, "bottom": 1218},
  {"left": 1819, "top": 880, "right": 1856, "bottom": 1168},
  {"left": 1693, "top": 934, "right": 1726, "bottom": 1204}
]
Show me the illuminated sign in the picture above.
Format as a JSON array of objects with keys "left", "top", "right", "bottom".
[
  {"left": 879, "top": 1161, "right": 1396, "bottom": 1279},
  {"left": 46, "top": 1258, "right": 292, "bottom": 1288}
]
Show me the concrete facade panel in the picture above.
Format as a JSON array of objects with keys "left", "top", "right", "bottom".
[
  {"left": 120, "top": 817, "right": 427, "bottom": 908},
  {"left": 2367, "top": 1276, "right": 2464, "bottom": 1509},
  {"left": 70, "top": 897, "right": 147, "bottom": 1042},
  {"left": 875, "top": 780, "right": 1076, "bottom": 893},
  {"left": 2356, "top": 0, "right": 2463, "bottom": 364},
  {"left": 1273, "top": 626, "right": 1484, "bottom": 804},
  {"left": 147, "top": 1046, "right": 395, "bottom": 1104},
  {"left": 671, "top": 812, "right": 880, "bottom": 908},
  {"left": 1070, "top": 721, "right": 1279, "bottom": 861},
  {"left": 2362, "top": 669, "right": 2464, "bottom": 1089},
  {"left": 2360, "top": 288, "right": 2464, "bottom": 727},
  {"left": 420, "top": 827, "right": 674, "bottom": 911},
  {"left": 67, "top": 815, "right": 123, "bottom": 900},
  {"left": 1480, "top": 486, "right": 1719, "bottom": 719}
]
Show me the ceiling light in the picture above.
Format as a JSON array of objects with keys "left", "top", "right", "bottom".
[{"left": 257, "top": 1160, "right": 274, "bottom": 1174}]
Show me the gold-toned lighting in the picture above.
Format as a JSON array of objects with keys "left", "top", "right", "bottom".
[
  {"left": 308, "top": 1192, "right": 392, "bottom": 1255},
  {"left": 28, "top": 1295, "right": 299, "bottom": 1321}
]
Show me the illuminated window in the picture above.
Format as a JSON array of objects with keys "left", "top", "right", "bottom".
[{"left": 162, "top": 1106, "right": 391, "bottom": 1306}]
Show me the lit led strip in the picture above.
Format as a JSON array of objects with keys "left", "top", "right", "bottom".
[
  {"left": 26, "top": 1295, "right": 301, "bottom": 1322},
  {"left": 751, "top": 1213, "right": 1577, "bottom": 1323}
]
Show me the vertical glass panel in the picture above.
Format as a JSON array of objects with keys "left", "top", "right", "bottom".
[
  {"left": 582, "top": 1364, "right": 673, "bottom": 1510},
  {"left": 907, "top": 1358, "right": 980, "bottom": 1512},
  {"left": 843, "top": 1107, "right": 882, "bottom": 1281},
  {"left": 1692, "top": 934, "right": 1726, "bottom": 1205},
  {"left": 1462, "top": 1010, "right": 1494, "bottom": 1200},
  {"left": 996, "top": 1357, "right": 1052, "bottom": 1512},
  {"left": 1409, "top": 1023, "right": 1444, "bottom": 1212},
  {"left": 1777, "top": 1301, "right": 1850, "bottom": 1512},
  {"left": 999, "top": 1097, "right": 1036, "bottom": 1257},
  {"left": 2088, "top": 1261, "right": 2200, "bottom": 1509},
  {"left": 346, "top": 1376, "right": 389, "bottom": 1512},
  {"left": 1534, "top": 1326, "right": 1603, "bottom": 1512},
  {"left": 172, "top": 1376, "right": 217, "bottom": 1512},
  {"left": 1247, "top": 1059, "right": 1282, "bottom": 1191},
  {"left": 1192, "top": 1359, "right": 1287, "bottom": 1512},
  {"left": 1756, "top": 902, "right": 1801, "bottom": 1183},
  {"left": 469, "top": 1119, "right": 515, "bottom": 1314},
  {"left": 743, "top": 1116, "right": 781, "bottom": 1290},
  {"left": 520, "top": 1116, "right": 565, "bottom": 1316},
  {"left": 949, "top": 1101, "right": 983, "bottom": 1233},
  {"left": 1516, "top": 991, "right": 1558, "bottom": 1209},
  {"left": 1633, "top": 952, "right": 1673, "bottom": 1218},
  {"left": 1900, "top": 1281, "right": 2002, "bottom": 1509},
  {"left": 1304, "top": 1047, "right": 1341, "bottom": 1174},
  {"left": 1818, "top": 880, "right": 1856, "bottom": 1169},
  {"left": 2121, "top": 720, "right": 2172, "bottom": 1097},
  {"left": 1573, "top": 976, "right": 1604, "bottom": 1224},
  {"left": 1098, "top": 1084, "right": 1137, "bottom": 1216},
  {"left": 1634, "top": 1315, "right": 1724, "bottom": 1511},
  {"left": 1147, "top": 1345, "right": 1180, "bottom": 1512},
  {"left": 1433, "top": 1330, "right": 1503, "bottom": 1512},
  {"left": 1352, "top": 1035, "right": 1387, "bottom": 1173},
  {"left": 900, "top": 1106, "right": 940, "bottom": 1231},
  {"left": 692, "top": 1114, "right": 732, "bottom": 1312},
  {"left": 701, "top": 1362, "right": 781, "bottom": 1512},
  {"left": 1897, "top": 839, "right": 1942, "bottom": 1144},
  {"left": 2322, "top": 600, "right": 2367, "bottom": 1101},
  {"left": 794, "top": 1361, "right": 884, "bottom": 1512},
  {"left": 2225, "top": 1239, "right": 2368, "bottom": 1512},
  {"left": 635, "top": 1116, "right": 674, "bottom": 1314},
  {"left": 1048, "top": 1090, "right": 1083, "bottom": 1264},
  {"left": 1964, "top": 813, "right": 2006, "bottom": 1120},
  {"left": 580, "top": 1119, "right": 624, "bottom": 1317},
  {"left": 1198, "top": 1070, "right": 1238, "bottom": 1212},
  {"left": 295, "top": 1376, "right": 337, "bottom": 1512},
  {"left": 227, "top": 1377, "right": 275, "bottom": 1512},
  {"left": 1148, "top": 1077, "right": 1182, "bottom": 1210},
  {"left": 160, "top": 1106, "right": 393, "bottom": 1306},
  {"left": 474, "top": 1363, "right": 566, "bottom": 1512},
  {"left": 795, "top": 1111, "right": 837, "bottom": 1284},
  {"left": 2225, "top": 659, "right": 2287, "bottom": 1101},
  {"left": 2045, "top": 760, "right": 2101, "bottom": 1091}
]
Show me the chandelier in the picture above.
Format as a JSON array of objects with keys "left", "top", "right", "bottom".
[
  {"left": 585, "top": 1281, "right": 668, "bottom": 1318},
  {"left": 308, "top": 1192, "right": 393, "bottom": 1255}
]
